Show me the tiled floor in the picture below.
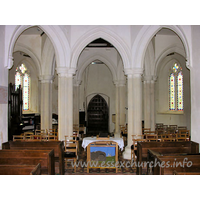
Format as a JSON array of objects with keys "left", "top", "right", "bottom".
[{"left": 63, "top": 139, "right": 137, "bottom": 175}]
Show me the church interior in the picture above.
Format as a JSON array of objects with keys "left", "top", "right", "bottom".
[{"left": 0, "top": 25, "right": 200, "bottom": 197}]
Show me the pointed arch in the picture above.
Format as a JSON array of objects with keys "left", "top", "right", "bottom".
[
  {"left": 5, "top": 25, "right": 71, "bottom": 69},
  {"left": 41, "top": 37, "right": 55, "bottom": 76},
  {"left": 14, "top": 43, "right": 40, "bottom": 75},
  {"left": 155, "top": 46, "right": 186, "bottom": 77},
  {"left": 132, "top": 25, "right": 191, "bottom": 70},
  {"left": 71, "top": 27, "right": 131, "bottom": 72},
  {"left": 76, "top": 54, "right": 117, "bottom": 83}
]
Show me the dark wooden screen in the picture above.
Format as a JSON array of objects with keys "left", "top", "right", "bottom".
[
  {"left": 87, "top": 95, "right": 109, "bottom": 136},
  {"left": 8, "top": 83, "right": 23, "bottom": 140}
]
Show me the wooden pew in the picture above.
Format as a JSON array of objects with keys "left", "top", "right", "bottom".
[
  {"left": 174, "top": 171, "right": 200, "bottom": 175},
  {"left": 136, "top": 141, "right": 199, "bottom": 175},
  {"left": 152, "top": 154, "right": 200, "bottom": 175},
  {"left": 0, "top": 149, "right": 55, "bottom": 175},
  {"left": 2, "top": 141, "right": 65, "bottom": 175},
  {"left": 0, "top": 163, "right": 41, "bottom": 175},
  {"left": 147, "top": 149, "right": 200, "bottom": 175}
]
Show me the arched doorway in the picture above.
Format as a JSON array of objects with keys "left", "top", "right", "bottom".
[{"left": 87, "top": 94, "right": 109, "bottom": 136}]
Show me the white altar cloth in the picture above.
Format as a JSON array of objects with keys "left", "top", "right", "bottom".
[{"left": 82, "top": 137, "right": 124, "bottom": 151}]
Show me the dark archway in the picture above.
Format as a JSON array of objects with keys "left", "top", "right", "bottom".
[{"left": 87, "top": 95, "right": 109, "bottom": 136}]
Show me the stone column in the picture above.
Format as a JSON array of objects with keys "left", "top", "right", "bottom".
[
  {"left": 73, "top": 80, "right": 81, "bottom": 126},
  {"left": 114, "top": 81, "right": 120, "bottom": 137},
  {"left": 56, "top": 67, "right": 75, "bottom": 140},
  {"left": 143, "top": 75, "right": 152, "bottom": 129},
  {"left": 118, "top": 80, "right": 126, "bottom": 126},
  {"left": 132, "top": 69, "right": 143, "bottom": 138},
  {"left": 66, "top": 73, "right": 73, "bottom": 137},
  {"left": 114, "top": 80, "right": 126, "bottom": 138},
  {"left": 39, "top": 75, "right": 54, "bottom": 131},
  {"left": 150, "top": 77, "right": 156, "bottom": 131},
  {"left": 123, "top": 69, "right": 134, "bottom": 159},
  {"left": 123, "top": 69, "right": 143, "bottom": 160}
]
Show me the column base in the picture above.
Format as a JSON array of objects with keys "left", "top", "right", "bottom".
[{"left": 123, "top": 145, "right": 131, "bottom": 160}]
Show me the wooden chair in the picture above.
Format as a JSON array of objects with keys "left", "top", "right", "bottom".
[
  {"left": 24, "top": 132, "right": 34, "bottom": 140},
  {"left": 120, "top": 125, "right": 125, "bottom": 138},
  {"left": 168, "top": 125, "right": 177, "bottom": 134},
  {"left": 35, "top": 129, "right": 46, "bottom": 135},
  {"left": 156, "top": 129, "right": 165, "bottom": 141},
  {"left": 142, "top": 128, "right": 151, "bottom": 135},
  {"left": 176, "top": 130, "right": 190, "bottom": 141},
  {"left": 160, "top": 133, "right": 176, "bottom": 142},
  {"left": 64, "top": 139, "right": 78, "bottom": 173},
  {"left": 79, "top": 124, "right": 85, "bottom": 139},
  {"left": 177, "top": 126, "right": 187, "bottom": 130},
  {"left": 120, "top": 124, "right": 128, "bottom": 143},
  {"left": 167, "top": 126, "right": 177, "bottom": 134},
  {"left": 47, "top": 135, "right": 58, "bottom": 141},
  {"left": 46, "top": 129, "right": 58, "bottom": 140},
  {"left": 29, "top": 134, "right": 43, "bottom": 141},
  {"left": 144, "top": 131, "right": 158, "bottom": 142},
  {"left": 131, "top": 136, "right": 146, "bottom": 161},
  {"left": 178, "top": 129, "right": 190, "bottom": 135},
  {"left": 155, "top": 123, "right": 163, "bottom": 130},
  {"left": 47, "top": 129, "right": 58, "bottom": 135},
  {"left": 13, "top": 135, "right": 25, "bottom": 141}
]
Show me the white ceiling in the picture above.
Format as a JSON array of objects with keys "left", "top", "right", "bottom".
[
  {"left": 21, "top": 26, "right": 43, "bottom": 35},
  {"left": 21, "top": 26, "right": 176, "bottom": 36}
]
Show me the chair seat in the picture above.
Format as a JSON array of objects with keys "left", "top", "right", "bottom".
[{"left": 64, "top": 152, "right": 76, "bottom": 158}]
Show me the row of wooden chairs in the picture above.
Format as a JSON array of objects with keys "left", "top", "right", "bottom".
[
  {"left": 13, "top": 129, "right": 59, "bottom": 141},
  {"left": 13, "top": 134, "right": 58, "bottom": 141},
  {"left": 131, "top": 130, "right": 190, "bottom": 161},
  {"left": 155, "top": 123, "right": 187, "bottom": 134}
]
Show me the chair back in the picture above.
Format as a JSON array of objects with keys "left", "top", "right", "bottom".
[
  {"left": 35, "top": 129, "right": 46, "bottom": 135},
  {"left": 64, "top": 139, "right": 78, "bottom": 155},
  {"left": 13, "top": 135, "right": 25, "bottom": 141},
  {"left": 144, "top": 131, "right": 158, "bottom": 142},
  {"left": 176, "top": 130, "right": 190, "bottom": 141}
]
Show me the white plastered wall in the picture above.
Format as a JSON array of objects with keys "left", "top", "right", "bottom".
[
  {"left": 154, "top": 33, "right": 191, "bottom": 129},
  {"left": 0, "top": 25, "right": 8, "bottom": 147},
  {"left": 79, "top": 63, "right": 116, "bottom": 133}
]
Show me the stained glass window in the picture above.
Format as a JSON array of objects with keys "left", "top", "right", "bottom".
[
  {"left": 15, "top": 64, "right": 30, "bottom": 111},
  {"left": 169, "top": 73, "right": 175, "bottom": 110},
  {"left": 23, "top": 73, "right": 29, "bottom": 110},
  {"left": 177, "top": 71, "right": 183, "bottom": 111},
  {"left": 15, "top": 72, "right": 22, "bottom": 90},
  {"left": 169, "top": 63, "right": 184, "bottom": 111},
  {"left": 173, "top": 63, "right": 179, "bottom": 73}
]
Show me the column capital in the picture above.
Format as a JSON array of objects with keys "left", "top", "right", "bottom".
[
  {"left": 152, "top": 76, "right": 158, "bottom": 82},
  {"left": 124, "top": 68, "right": 143, "bottom": 77},
  {"left": 73, "top": 79, "right": 82, "bottom": 86},
  {"left": 6, "top": 55, "right": 14, "bottom": 69},
  {"left": 124, "top": 68, "right": 133, "bottom": 76},
  {"left": 186, "top": 59, "right": 190, "bottom": 69},
  {"left": 39, "top": 75, "right": 54, "bottom": 83},
  {"left": 132, "top": 68, "right": 143, "bottom": 76},
  {"left": 143, "top": 75, "right": 153, "bottom": 82},
  {"left": 56, "top": 67, "right": 77, "bottom": 77},
  {"left": 142, "top": 75, "right": 157, "bottom": 82},
  {"left": 113, "top": 80, "right": 126, "bottom": 86}
]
